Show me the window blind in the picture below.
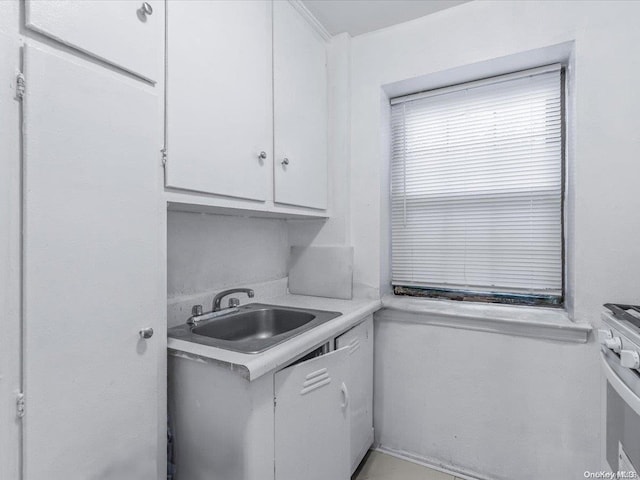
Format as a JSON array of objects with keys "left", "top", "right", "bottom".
[{"left": 390, "top": 65, "right": 563, "bottom": 297}]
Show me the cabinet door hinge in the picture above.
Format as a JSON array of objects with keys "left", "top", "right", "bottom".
[
  {"left": 161, "top": 147, "right": 167, "bottom": 168},
  {"left": 16, "top": 72, "right": 25, "bottom": 100},
  {"left": 16, "top": 393, "right": 25, "bottom": 419}
]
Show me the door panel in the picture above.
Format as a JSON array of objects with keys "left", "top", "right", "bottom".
[
  {"left": 275, "top": 348, "right": 350, "bottom": 480},
  {"left": 165, "top": 0, "right": 271, "bottom": 201},
  {"left": 25, "top": 0, "right": 163, "bottom": 82},
  {"left": 23, "top": 45, "right": 161, "bottom": 479},
  {"left": 336, "top": 318, "right": 374, "bottom": 473},
  {"left": 273, "top": 0, "right": 328, "bottom": 209}
]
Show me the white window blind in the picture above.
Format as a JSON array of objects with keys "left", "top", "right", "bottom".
[{"left": 390, "top": 65, "right": 563, "bottom": 297}]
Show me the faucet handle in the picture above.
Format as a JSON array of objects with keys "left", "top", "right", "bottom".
[
  {"left": 192, "top": 304, "right": 203, "bottom": 316},
  {"left": 228, "top": 298, "right": 240, "bottom": 308}
]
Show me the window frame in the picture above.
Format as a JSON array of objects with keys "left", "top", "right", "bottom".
[{"left": 389, "top": 65, "right": 567, "bottom": 307}]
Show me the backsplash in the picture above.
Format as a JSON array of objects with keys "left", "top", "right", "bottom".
[{"left": 167, "top": 211, "right": 289, "bottom": 326}]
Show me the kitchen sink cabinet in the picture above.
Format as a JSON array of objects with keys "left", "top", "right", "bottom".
[
  {"left": 165, "top": 0, "right": 329, "bottom": 217},
  {"left": 274, "top": 347, "right": 350, "bottom": 480},
  {"left": 168, "top": 315, "right": 374, "bottom": 480}
]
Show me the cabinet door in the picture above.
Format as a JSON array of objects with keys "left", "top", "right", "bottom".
[
  {"left": 336, "top": 317, "right": 374, "bottom": 473},
  {"left": 275, "top": 348, "right": 350, "bottom": 480},
  {"left": 273, "top": 1, "right": 328, "bottom": 210},
  {"left": 165, "top": 0, "right": 271, "bottom": 201},
  {"left": 22, "top": 45, "right": 162, "bottom": 480},
  {"left": 25, "top": 0, "right": 163, "bottom": 82}
]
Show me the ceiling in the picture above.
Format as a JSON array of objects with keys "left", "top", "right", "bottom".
[{"left": 302, "top": 0, "right": 471, "bottom": 37}]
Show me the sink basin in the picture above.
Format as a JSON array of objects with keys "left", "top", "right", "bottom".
[
  {"left": 168, "top": 303, "right": 341, "bottom": 354},
  {"left": 192, "top": 308, "right": 315, "bottom": 341}
]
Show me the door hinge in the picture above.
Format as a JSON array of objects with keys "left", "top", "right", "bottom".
[
  {"left": 161, "top": 147, "right": 167, "bottom": 168},
  {"left": 16, "top": 393, "right": 25, "bottom": 418},
  {"left": 16, "top": 72, "right": 25, "bottom": 100}
]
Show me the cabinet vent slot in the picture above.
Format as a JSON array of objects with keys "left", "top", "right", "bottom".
[
  {"left": 305, "top": 368, "right": 327, "bottom": 381},
  {"left": 348, "top": 339, "right": 361, "bottom": 355},
  {"left": 301, "top": 369, "right": 331, "bottom": 395}
]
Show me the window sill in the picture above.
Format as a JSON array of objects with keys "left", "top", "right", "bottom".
[{"left": 379, "top": 294, "right": 591, "bottom": 343}]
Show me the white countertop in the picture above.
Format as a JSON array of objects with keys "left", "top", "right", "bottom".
[{"left": 167, "top": 294, "right": 382, "bottom": 381}]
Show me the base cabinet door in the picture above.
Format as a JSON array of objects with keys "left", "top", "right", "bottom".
[
  {"left": 336, "top": 317, "right": 375, "bottom": 473},
  {"left": 22, "top": 44, "right": 162, "bottom": 479},
  {"left": 275, "top": 348, "right": 350, "bottom": 480}
]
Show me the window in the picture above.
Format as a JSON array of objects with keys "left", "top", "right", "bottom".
[{"left": 390, "top": 65, "right": 564, "bottom": 306}]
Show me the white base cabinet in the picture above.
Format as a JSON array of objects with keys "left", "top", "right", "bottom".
[
  {"left": 336, "top": 317, "right": 375, "bottom": 473},
  {"left": 274, "top": 348, "right": 350, "bottom": 480},
  {"left": 169, "top": 316, "right": 374, "bottom": 480}
]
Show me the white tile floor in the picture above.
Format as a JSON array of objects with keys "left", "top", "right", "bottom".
[{"left": 353, "top": 451, "right": 465, "bottom": 480}]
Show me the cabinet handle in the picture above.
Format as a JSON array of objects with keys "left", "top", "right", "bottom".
[
  {"left": 340, "top": 382, "right": 350, "bottom": 410},
  {"left": 281, "top": 158, "right": 289, "bottom": 166},
  {"left": 140, "top": 2, "right": 153, "bottom": 16},
  {"left": 139, "top": 327, "right": 154, "bottom": 339},
  {"left": 258, "top": 151, "right": 268, "bottom": 161}
]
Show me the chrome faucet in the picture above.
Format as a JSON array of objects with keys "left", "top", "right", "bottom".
[
  {"left": 186, "top": 288, "right": 255, "bottom": 326},
  {"left": 212, "top": 288, "right": 254, "bottom": 312}
]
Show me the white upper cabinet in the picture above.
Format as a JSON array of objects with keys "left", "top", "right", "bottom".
[
  {"left": 273, "top": 1, "right": 328, "bottom": 210},
  {"left": 165, "top": 0, "right": 329, "bottom": 216},
  {"left": 25, "top": 0, "right": 163, "bottom": 82},
  {"left": 165, "top": 0, "right": 272, "bottom": 202}
]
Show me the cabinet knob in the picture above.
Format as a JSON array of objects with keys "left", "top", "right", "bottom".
[
  {"left": 140, "top": 2, "right": 153, "bottom": 16},
  {"left": 139, "top": 327, "right": 154, "bottom": 339},
  {"left": 258, "top": 151, "right": 267, "bottom": 160},
  {"left": 281, "top": 158, "right": 290, "bottom": 166}
]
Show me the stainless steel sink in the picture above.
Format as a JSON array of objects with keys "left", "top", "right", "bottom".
[{"left": 168, "top": 303, "right": 342, "bottom": 354}]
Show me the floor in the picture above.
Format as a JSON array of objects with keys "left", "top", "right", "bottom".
[{"left": 353, "top": 451, "right": 465, "bottom": 480}]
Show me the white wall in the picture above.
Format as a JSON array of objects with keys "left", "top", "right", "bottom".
[
  {"left": 347, "top": 1, "right": 640, "bottom": 478},
  {"left": 287, "top": 34, "right": 355, "bottom": 257},
  {"left": 374, "top": 311, "right": 600, "bottom": 479},
  {"left": 350, "top": 0, "right": 640, "bottom": 321},
  {"left": 167, "top": 211, "right": 290, "bottom": 327}
]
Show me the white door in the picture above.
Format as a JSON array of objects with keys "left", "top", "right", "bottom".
[
  {"left": 25, "top": 0, "right": 163, "bottom": 82},
  {"left": 22, "top": 44, "right": 162, "bottom": 480},
  {"left": 165, "top": 0, "right": 271, "bottom": 201},
  {"left": 275, "top": 348, "right": 350, "bottom": 480},
  {"left": 273, "top": 0, "right": 328, "bottom": 210},
  {"left": 336, "top": 318, "right": 375, "bottom": 473}
]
